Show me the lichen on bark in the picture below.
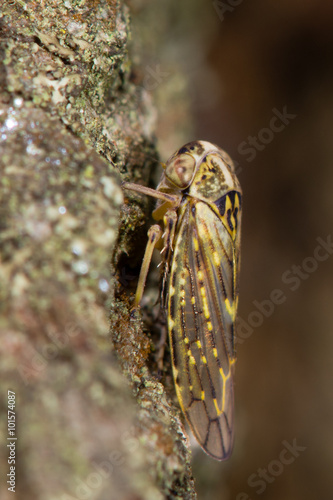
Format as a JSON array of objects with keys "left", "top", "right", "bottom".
[{"left": 0, "top": 1, "right": 196, "bottom": 499}]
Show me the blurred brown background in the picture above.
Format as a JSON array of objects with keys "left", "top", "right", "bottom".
[{"left": 129, "top": 0, "right": 333, "bottom": 498}]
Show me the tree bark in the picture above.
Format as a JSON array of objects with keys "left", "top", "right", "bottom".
[{"left": 0, "top": 1, "right": 196, "bottom": 499}]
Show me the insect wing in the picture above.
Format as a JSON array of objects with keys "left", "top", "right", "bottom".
[{"left": 167, "top": 197, "right": 240, "bottom": 460}]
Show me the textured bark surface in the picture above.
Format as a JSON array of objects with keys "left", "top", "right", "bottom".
[{"left": 0, "top": 1, "right": 196, "bottom": 499}]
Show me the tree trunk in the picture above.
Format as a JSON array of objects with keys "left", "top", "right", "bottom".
[{"left": 0, "top": 1, "right": 196, "bottom": 498}]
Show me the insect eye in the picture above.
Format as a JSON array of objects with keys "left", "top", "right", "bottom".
[{"left": 165, "top": 153, "right": 196, "bottom": 189}]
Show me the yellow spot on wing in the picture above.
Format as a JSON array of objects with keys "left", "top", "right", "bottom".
[
  {"left": 234, "top": 192, "right": 240, "bottom": 209},
  {"left": 226, "top": 194, "right": 232, "bottom": 211},
  {"left": 202, "top": 356, "right": 207, "bottom": 364},
  {"left": 213, "top": 348, "right": 218, "bottom": 358},
  {"left": 213, "top": 251, "right": 220, "bottom": 266},
  {"left": 175, "top": 383, "right": 186, "bottom": 414},
  {"left": 200, "top": 287, "right": 210, "bottom": 319},
  {"left": 196, "top": 340, "right": 202, "bottom": 349},
  {"left": 201, "top": 391, "right": 205, "bottom": 400},
  {"left": 219, "top": 367, "right": 229, "bottom": 381},
  {"left": 168, "top": 318, "right": 175, "bottom": 329},
  {"left": 225, "top": 298, "right": 235, "bottom": 320},
  {"left": 218, "top": 367, "right": 232, "bottom": 413},
  {"left": 213, "top": 398, "right": 223, "bottom": 416}
]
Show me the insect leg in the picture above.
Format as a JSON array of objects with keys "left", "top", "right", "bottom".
[
  {"left": 122, "top": 182, "right": 178, "bottom": 204},
  {"left": 133, "top": 224, "right": 163, "bottom": 309}
]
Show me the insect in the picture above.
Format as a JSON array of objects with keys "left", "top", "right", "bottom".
[{"left": 123, "top": 140, "right": 242, "bottom": 460}]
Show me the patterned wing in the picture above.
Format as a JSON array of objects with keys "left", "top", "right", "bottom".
[{"left": 167, "top": 195, "right": 241, "bottom": 460}]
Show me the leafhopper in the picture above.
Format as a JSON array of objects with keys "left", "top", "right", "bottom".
[{"left": 123, "top": 140, "right": 242, "bottom": 460}]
